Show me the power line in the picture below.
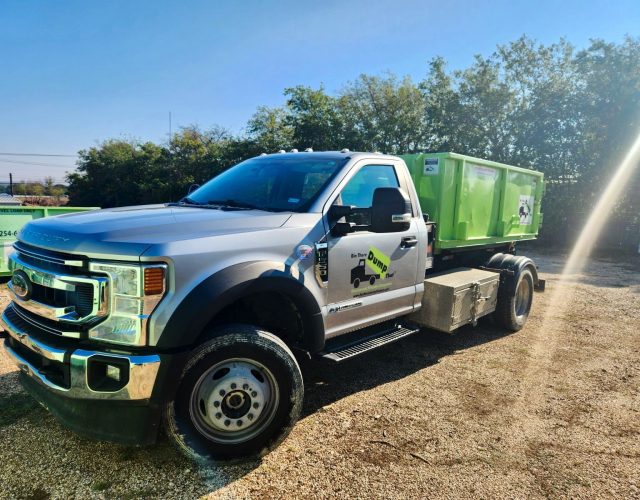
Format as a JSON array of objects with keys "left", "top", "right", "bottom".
[
  {"left": 0, "top": 152, "right": 77, "bottom": 157},
  {"left": 0, "top": 159, "right": 74, "bottom": 168},
  {"left": 0, "top": 180, "right": 68, "bottom": 184}
]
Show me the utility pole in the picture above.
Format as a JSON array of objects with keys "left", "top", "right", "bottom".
[
  {"left": 9, "top": 172, "right": 13, "bottom": 196},
  {"left": 168, "top": 111, "right": 173, "bottom": 201}
]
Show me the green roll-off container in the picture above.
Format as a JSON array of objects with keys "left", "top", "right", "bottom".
[
  {"left": 0, "top": 206, "right": 98, "bottom": 276},
  {"left": 400, "top": 152, "right": 544, "bottom": 252}
]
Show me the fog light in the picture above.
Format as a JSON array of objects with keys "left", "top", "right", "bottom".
[
  {"left": 106, "top": 364, "right": 122, "bottom": 382},
  {"left": 87, "top": 357, "right": 129, "bottom": 392}
]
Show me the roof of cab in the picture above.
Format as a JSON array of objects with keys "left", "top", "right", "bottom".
[{"left": 255, "top": 150, "right": 399, "bottom": 161}]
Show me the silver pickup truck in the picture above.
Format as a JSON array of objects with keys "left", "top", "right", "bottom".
[{"left": 1, "top": 151, "right": 542, "bottom": 461}]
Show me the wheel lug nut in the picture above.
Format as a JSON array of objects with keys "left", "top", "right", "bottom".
[
  {"left": 253, "top": 402, "right": 259, "bottom": 409},
  {"left": 215, "top": 412, "right": 222, "bottom": 419},
  {"left": 219, "top": 389, "right": 225, "bottom": 396},
  {"left": 243, "top": 384, "right": 249, "bottom": 390},
  {"left": 237, "top": 420, "right": 243, "bottom": 427},
  {"left": 213, "top": 401, "right": 220, "bottom": 408},
  {"left": 224, "top": 419, "right": 230, "bottom": 427},
  {"left": 251, "top": 391, "right": 257, "bottom": 398},
  {"left": 248, "top": 413, "right": 254, "bottom": 420},
  {"left": 231, "top": 383, "right": 237, "bottom": 389}
]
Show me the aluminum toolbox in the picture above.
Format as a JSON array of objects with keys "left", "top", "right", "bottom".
[{"left": 410, "top": 267, "right": 500, "bottom": 332}]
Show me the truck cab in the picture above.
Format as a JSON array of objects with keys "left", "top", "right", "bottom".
[{"left": 1, "top": 151, "right": 542, "bottom": 461}]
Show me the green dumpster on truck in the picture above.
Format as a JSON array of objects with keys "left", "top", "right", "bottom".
[
  {"left": 0, "top": 206, "right": 98, "bottom": 276},
  {"left": 400, "top": 152, "right": 544, "bottom": 251}
]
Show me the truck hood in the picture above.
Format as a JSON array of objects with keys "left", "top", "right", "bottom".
[{"left": 19, "top": 204, "right": 292, "bottom": 258}]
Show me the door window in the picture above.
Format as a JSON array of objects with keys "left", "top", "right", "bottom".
[{"left": 335, "top": 165, "right": 399, "bottom": 227}]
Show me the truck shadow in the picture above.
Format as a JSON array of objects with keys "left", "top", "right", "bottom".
[{"left": 299, "top": 321, "right": 511, "bottom": 418}]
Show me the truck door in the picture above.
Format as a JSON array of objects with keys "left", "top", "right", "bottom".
[{"left": 323, "top": 162, "right": 422, "bottom": 337}]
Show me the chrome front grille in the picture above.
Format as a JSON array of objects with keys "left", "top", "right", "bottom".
[
  {"left": 28, "top": 280, "right": 95, "bottom": 317},
  {"left": 7, "top": 244, "right": 110, "bottom": 338},
  {"left": 13, "top": 241, "right": 86, "bottom": 272},
  {"left": 8, "top": 303, "right": 84, "bottom": 339}
]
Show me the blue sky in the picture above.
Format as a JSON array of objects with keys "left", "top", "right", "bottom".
[{"left": 1, "top": 0, "right": 639, "bottom": 182}]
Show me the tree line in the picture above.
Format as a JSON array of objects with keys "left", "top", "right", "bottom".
[
  {"left": 67, "top": 36, "right": 640, "bottom": 248},
  {"left": 8, "top": 177, "right": 66, "bottom": 197}
]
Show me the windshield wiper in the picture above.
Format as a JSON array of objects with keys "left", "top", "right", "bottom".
[
  {"left": 169, "top": 197, "right": 202, "bottom": 206},
  {"left": 207, "top": 199, "right": 264, "bottom": 211}
]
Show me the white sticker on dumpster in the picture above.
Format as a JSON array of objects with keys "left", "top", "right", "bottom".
[
  {"left": 423, "top": 158, "right": 439, "bottom": 175},
  {"left": 519, "top": 195, "right": 534, "bottom": 225},
  {"left": 2, "top": 242, "right": 14, "bottom": 270},
  {"left": 469, "top": 163, "right": 499, "bottom": 180}
]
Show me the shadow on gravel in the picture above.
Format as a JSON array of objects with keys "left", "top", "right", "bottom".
[
  {"left": 191, "top": 322, "right": 520, "bottom": 495},
  {"left": 0, "top": 322, "right": 514, "bottom": 498},
  {"left": 299, "top": 321, "right": 512, "bottom": 418},
  {"left": 0, "top": 391, "right": 45, "bottom": 428},
  {"left": 0, "top": 370, "right": 240, "bottom": 498}
]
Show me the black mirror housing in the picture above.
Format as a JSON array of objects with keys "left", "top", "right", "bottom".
[
  {"left": 331, "top": 221, "right": 355, "bottom": 236},
  {"left": 328, "top": 204, "right": 354, "bottom": 222},
  {"left": 371, "top": 187, "right": 412, "bottom": 233}
]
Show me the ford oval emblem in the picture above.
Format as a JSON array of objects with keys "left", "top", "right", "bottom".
[{"left": 11, "top": 270, "right": 32, "bottom": 301}]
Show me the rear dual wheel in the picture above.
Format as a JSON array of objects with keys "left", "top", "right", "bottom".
[
  {"left": 164, "top": 324, "right": 303, "bottom": 462},
  {"left": 494, "top": 268, "right": 534, "bottom": 332}
]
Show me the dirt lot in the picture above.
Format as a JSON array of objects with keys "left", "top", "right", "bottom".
[{"left": 0, "top": 250, "right": 638, "bottom": 499}]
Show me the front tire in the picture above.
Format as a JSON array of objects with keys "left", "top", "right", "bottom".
[
  {"left": 494, "top": 268, "right": 534, "bottom": 332},
  {"left": 164, "top": 324, "right": 303, "bottom": 462}
]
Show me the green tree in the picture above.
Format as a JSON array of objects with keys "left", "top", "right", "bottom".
[
  {"left": 284, "top": 85, "right": 343, "bottom": 151},
  {"left": 247, "top": 106, "right": 294, "bottom": 152},
  {"left": 338, "top": 74, "right": 425, "bottom": 154},
  {"left": 64, "top": 35, "right": 640, "bottom": 251},
  {"left": 43, "top": 176, "right": 55, "bottom": 195},
  {"left": 67, "top": 140, "right": 168, "bottom": 207}
]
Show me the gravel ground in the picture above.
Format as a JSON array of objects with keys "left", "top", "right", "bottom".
[{"left": 0, "top": 250, "right": 638, "bottom": 499}]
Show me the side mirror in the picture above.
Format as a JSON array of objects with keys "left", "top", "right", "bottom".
[
  {"left": 371, "top": 187, "right": 412, "bottom": 233},
  {"left": 187, "top": 184, "right": 200, "bottom": 195},
  {"left": 328, "top": 204, "right": 354, "bottom": 222},
  {"left": 331, "top": 221, "right": 355, "bottom": 236}
]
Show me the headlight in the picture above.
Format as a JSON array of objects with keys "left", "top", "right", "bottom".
[{"left": 88, "top": 262, "right": 167, "bottom": 346}]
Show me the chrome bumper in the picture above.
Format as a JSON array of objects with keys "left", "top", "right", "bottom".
[{"left": 1, "top": 309, "right": 160, "bottom": 401}]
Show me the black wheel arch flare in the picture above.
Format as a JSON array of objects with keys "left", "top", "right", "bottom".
[
  {"left": 156, "top": 261, "right": 325, "bottom": 353},
  {"left": 485, "top": 252, "right": 539, "bottom": 294}
]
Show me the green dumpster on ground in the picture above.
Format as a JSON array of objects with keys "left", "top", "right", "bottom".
[{"left": 0, "top": 206, "right": 98, "bottom": 276}]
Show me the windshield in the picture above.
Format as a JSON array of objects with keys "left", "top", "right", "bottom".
[{"left": 185, "top": 156, "right": 347, "bottom": 212}]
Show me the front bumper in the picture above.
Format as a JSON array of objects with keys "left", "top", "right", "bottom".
[{"left": 1, "top": 305, "right": 168, "bottom": 444}]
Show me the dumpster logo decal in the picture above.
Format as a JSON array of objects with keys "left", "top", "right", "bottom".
[
  {"left": 366, "top": 247, "right": 390, "bottom": 278},
  {"left": 424, "top": 158, "right": 439, "bottom": 175},
  {"left": 519, "top": 195, "right": 534, "bottom": 225},
  {"left": 349, "top": 247, "right": 395, "bottom": 296}
]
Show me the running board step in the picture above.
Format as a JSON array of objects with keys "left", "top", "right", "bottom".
[{"left": 320, "top": 325, "right": 420, "bottom": 363}]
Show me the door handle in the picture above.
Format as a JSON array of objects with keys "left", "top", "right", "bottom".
[{"left": 401, "top": 236, "right": 418, "bottom": 248}]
